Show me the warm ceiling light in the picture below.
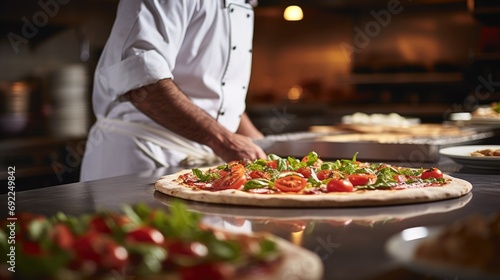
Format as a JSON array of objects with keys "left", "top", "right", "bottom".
[
  {"left": 287, "top": 85, "right": 303, "bottom": 101},
  {"left": 283, "top": 5, "right": 303, "bottom": 21}
]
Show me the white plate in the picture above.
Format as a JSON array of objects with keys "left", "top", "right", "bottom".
[
  {"left": 386, "top": 226, "right": 499, "bottom": 280},
  {"left": 439, "top": 145, "right": 500, "bottom": 170}
]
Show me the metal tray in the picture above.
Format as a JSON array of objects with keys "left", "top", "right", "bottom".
[{"left": 257, "top": 128, "right": 496, "bottom": 163}]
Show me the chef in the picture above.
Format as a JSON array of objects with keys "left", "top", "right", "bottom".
[{"left": 80, "top": 0, "right": 266, "bottom": 181}]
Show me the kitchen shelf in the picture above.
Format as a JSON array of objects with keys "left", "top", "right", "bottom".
[{"left": 0, "top": 136, "right": 86, "bottom": 191}]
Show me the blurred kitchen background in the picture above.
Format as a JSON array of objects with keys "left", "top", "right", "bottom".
[{"left": 1, "top": 0, "right": 499, "bottom": 191}]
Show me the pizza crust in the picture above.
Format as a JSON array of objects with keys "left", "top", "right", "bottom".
[
  {"left": 155, "top": 170, "right": 472, "bottom": 208},
  {"left": 236, "top": 235, "right": 323, "bottom": 280}
]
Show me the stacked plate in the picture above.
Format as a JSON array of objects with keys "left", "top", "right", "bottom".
[{"left": 49, "top": 64, "right": 90, "bottom": 137}]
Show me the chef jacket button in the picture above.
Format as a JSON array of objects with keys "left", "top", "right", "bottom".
[
  {"left": 219, "top": 110, "right": 225, "bottom": 116},
  {"left": 230, "top": 8, "right": 234, "bottom": 12},
  {"left": 243, "top": 86, "right": 246, "bottom": 89},
  {"left": 232, "top": 46, "right": 237, "bottom": 50},
  {"left": 222, "top": 81, "right": 226, "bottom": 86},
  {"left": 249, "top": 49, "right": 252, "bottom": 53},
  {"left": 247, "top": 14, "right": 250, "bottom": 18}
]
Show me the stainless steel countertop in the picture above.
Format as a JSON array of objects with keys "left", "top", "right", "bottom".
[{"left": 2, "top": 157, "right": 500, "bottom": 280}]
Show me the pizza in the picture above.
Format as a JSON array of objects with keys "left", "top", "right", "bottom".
[
  {"left": 471, "top": 101, "right": 500, "bottom": 119},
  {"left": 155, "top": 152, "right": 472, "bottom": 207},
  {"left": 0, "top": 203, "right": 322, "bottom": 280},
  {"left": 470, "top": 148, "right": 500, "bottom": 157},
  {"left": 414, "top": 212, "right": 500, "bottom": 277}
]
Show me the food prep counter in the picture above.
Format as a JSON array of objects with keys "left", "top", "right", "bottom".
[{"left": 2, "top": 157, "right": 500, "bottom": 279}]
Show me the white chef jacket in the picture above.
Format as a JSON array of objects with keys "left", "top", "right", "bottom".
[{"left": 80, "top": 0, "right": 255, "bottom": 181}]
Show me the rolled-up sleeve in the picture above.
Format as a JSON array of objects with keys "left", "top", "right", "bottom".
[
  {"left": 100, "top": 50, "right": 172, "bottom": 97},
  {"left": 97, "top": 0, "right": 193, "bottom": 98}
]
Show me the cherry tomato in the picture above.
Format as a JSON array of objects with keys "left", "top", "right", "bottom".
[
  {"left": 248, "top": 170, "right": 269, "bottom": 180},
  {"left": 21, "top": 240, "right": 43, "bottom": 256},
  {"left": 296, "top": 167, "right": 312, "bottom": 178},
  {"left": 266, "top": 160, "right": 278, "bottom": 169},
  {"left": 126, "top": 226, "right": 165, "bottom": 245},
  {"left": 317, "top": 170, "right": 337, "bottom": 181},
  {"left": 421, "top": 167, "right": 443, "bottom": 179},
  {"left": 218, "top": 169, "right": 230, "bottom": 177},
  {"left": 274, "top": 175, "right": 307, "bottom": 192},
  {"left": 74, "top": 232, "right": 128, "bottom": 270},
  {"left": 212, "top": 164, "right": 247, "bottom": 190},
  {"left": 89, "top": 216, "right": 112, "bottom": 234},
  {"left": 167, "top": 241, "right": 208, "bottom": 257},
  {"left": 348, "top": 174, "right": 376, "bottom": 186},
  {"left": 326, "top": 179, "right": 354, "bottom": 192},
  {"left": 51, "top": 223, "right": 75, "bottom": 249}
]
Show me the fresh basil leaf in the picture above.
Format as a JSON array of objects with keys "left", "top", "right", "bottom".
[
  {"left": 320, "top": 162, "right": 334, "bottom": 170},
  {"left": 354, "top": 168, "right": 375, "bottom": 175},
  {"left": 268, "top": 154, "right": 282, "bottom": 161},
  {"left": 167, "top": 202, "right": 202, "bottom": 239},
  {"left": 243, "top": 179, "right": 273, "bottom": 190},
  {"left": 246, "top": 159, "right": 268, "bottom": 171},
  {"left": 351, "top": 152, "right": 359, "bottom": 162},
  {"left": 257, "top": 239, "right": 279, "bottom": 260},
  {"left": 192, "top": 169, "right": 209, "bottom": 182},
  {"left": 277, "top": 158, "right": 289, "bottom": 171},
  {"left": 305, "top": 151, "right": 319, "bottom": 166},
  {"left": 308, "top": 169, "right": 321, "bottom": 188},
  {"left": 399, "top": 167, "right": 423, "bottom": 176},
  {"left": 206, "top": 238, "right": 241, "bottom": 261},
  {"left": 287, "top": 156, "right": 305, "bottom": 170},
  {"left": 339, "top": 161, "right": 358, "bottom": 174},
  {"left": 125, "top": 244, "right": 167, "bottom": 275}
]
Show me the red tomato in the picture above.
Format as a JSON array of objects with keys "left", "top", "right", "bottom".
[
  {"left": 89, "top": 216, "right": 112, "bottom": 234},
  {"left": 296, "top": 167, "right": 312, "bottom": 178},
  {"left": 248, "top": 170, "right": 267, "bottom": 179},
  {"left": 212, "top": 164, "right": 247, "bottom": 190},
  {"left": 74, "top": 232, "right": 128, "bottom": 270},
  {"left": 266, "top": 160, "right": 278, "bottom": 169},
  {"left": 167, "top": 241, "right": 208, "bottom": 257},
  {"left": 316, "top": 170, "right": 337, "bottom": 181},
  {"left": 218, "top": 169, "right": 230, "bottom": 177},
  {"left": 327, "top": 179, "right": 354, "bottom": 192},
  {"left": 51, "top": 223, "right": 75, "bottom": 249},
  {"left": 126, "top": 227, "right": 165, "bottom": 245},
  {"left": 21, "top": 240, "right": 43, "bottom": 256},
  {"left": 16, "top": 213, "right": 46, "bottom": 239},
  {"left": 274, "top": 176, "right": 307, "bottom": 192},
  {"left": 421, "top": 168, "right": 443, "bottom": 179},
  {"left": 348, "top": 174, "right": 376, "bottom": 186}
]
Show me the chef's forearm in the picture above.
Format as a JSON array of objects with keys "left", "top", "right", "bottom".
[
  {"left": 124, "top": 78, "right": 232, "bottom": 149},
  {"left": 237, "top": 113, "right": 264, "bottom": 139}
]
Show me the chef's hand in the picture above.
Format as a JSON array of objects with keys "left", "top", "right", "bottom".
[{"left": 210, "top": 133, "right": 267, "bottom": 163}]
